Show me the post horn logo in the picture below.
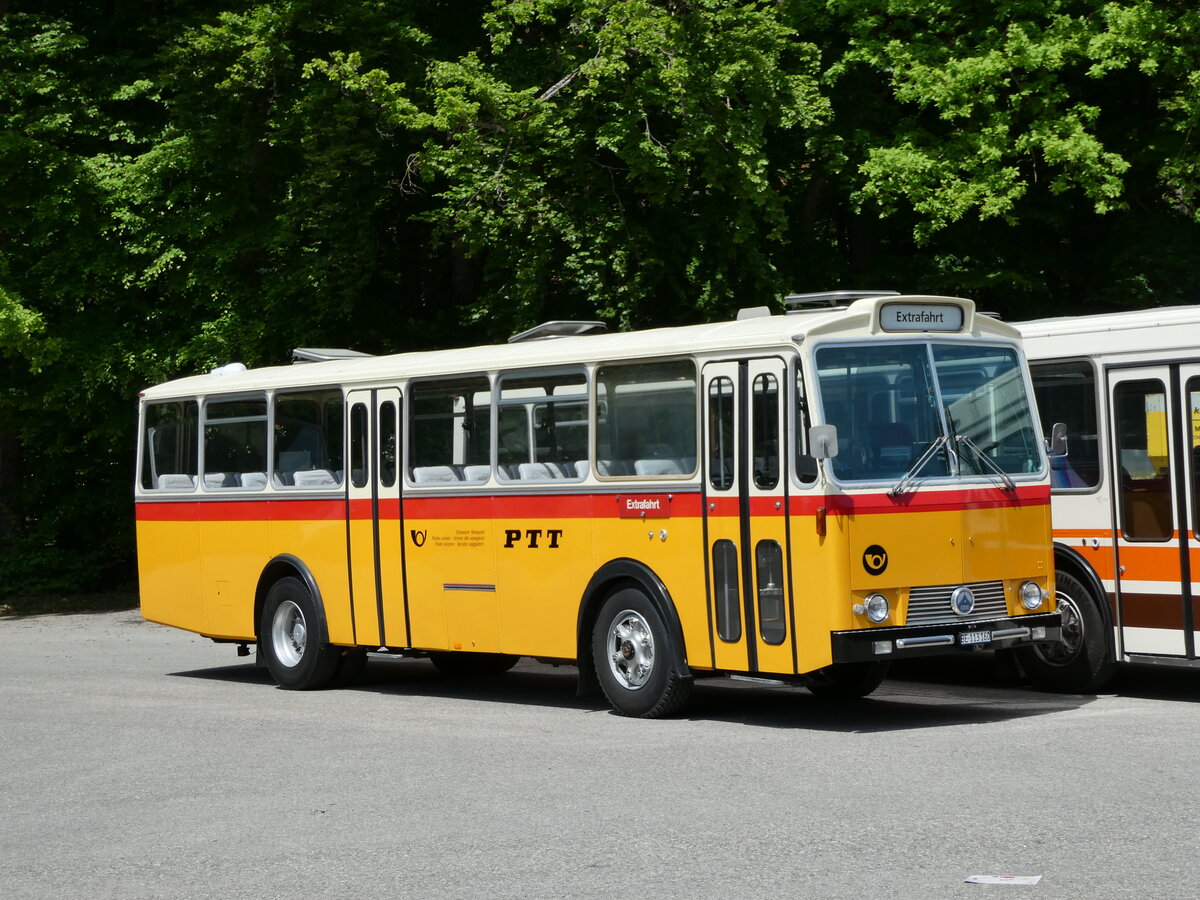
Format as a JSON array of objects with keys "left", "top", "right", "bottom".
[
  {"left": 862, "top": 545, "right": 888, "bottom": 576},
  {"left": 410, "top": 529, "right": 427, "bottom": 547}
]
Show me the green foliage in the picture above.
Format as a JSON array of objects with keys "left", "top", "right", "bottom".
[{"left": 2, "top": 0, "right": 1200, "bottom": 602}]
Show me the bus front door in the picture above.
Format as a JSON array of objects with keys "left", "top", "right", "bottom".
[
  {"left": 703, "top": 359, "right": 796, "bottom": 675},
  {"left": 346, "top": 388, "right": 409, "bottom": 649},
  {"left": 1108, "top": 367, "right": 1195, "bottom": 659}
]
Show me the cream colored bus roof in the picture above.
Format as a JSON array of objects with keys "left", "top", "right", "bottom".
[
  {"left": 1015, "top": 305, "right": 1200, "bottom": 360},
  {"left": 141, "top": 294, "right": 1016, "bottom": 400}
]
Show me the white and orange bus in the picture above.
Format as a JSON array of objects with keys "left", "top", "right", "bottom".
[
  {"left": 1017, "top": 306, "right": 1200, "bottom": 691},
  {"left": 136, "top": 291, "right": 1061, "bottom": 716}
]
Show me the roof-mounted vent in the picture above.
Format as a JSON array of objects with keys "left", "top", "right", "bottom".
[
  {"left": 783, "top": 290, "right": 900, "bottom": 311},
  {"left": 736, "top": 306, "right": 773, "bottom": 320},
  {"left": 292, "top": 348, "right": 375, "bottom": 364},
  {"left": 508, "top": 320, "right": 607, "bottom": 343}
]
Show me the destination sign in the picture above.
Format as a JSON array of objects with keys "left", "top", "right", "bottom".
[{"left": 879, "top": 303, "right": 964, "bottom": 333}]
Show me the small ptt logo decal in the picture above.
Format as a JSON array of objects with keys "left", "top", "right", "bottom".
[
  {"left": 862, "top": 545, "right": 888, "bottom": 575},
  {"left": 410, "top": 529, "right": 427, "bottom": 547}
]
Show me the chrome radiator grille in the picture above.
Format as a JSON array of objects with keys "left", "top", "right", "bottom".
[{"left": 905, "top": 581, "right": 1007, "bottom": 626}]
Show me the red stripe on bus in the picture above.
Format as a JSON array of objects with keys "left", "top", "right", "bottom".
[
  {"left": 137, "top": 484, "right": 1045, "bottom": 523},
  {"left": 136, "top": 498, "right": 345, "bottom": 522}
]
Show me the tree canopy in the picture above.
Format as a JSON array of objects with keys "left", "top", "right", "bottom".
[{"left": 2, "top": 0, "right": 1199, "bottom": 600}]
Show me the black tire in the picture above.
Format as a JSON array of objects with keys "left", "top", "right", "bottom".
[
  {"left": 806, "top": 661, "right": 890, "bottom": 700},
  {"left": 592, "top": 587, "right": 692, "bottom": 718},
  {"left": 1016, "top": 569, "right": 1114, "bottom": 693},
  {"left": 258, "top": 576, "right": 339, "bottom": 690},
  {"left": 428, "top": 651, "right": 519, "bottom": 677}
]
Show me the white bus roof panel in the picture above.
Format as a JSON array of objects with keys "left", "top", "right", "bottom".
[{"left": 141, "top": 294, "right": 1018, "bottom": 400}]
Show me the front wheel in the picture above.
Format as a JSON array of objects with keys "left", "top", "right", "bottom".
[
  {"left": 592, "top": 588, "right": 692, "bottom": 718},
  {"left": 1015, "top": 570, "right": 1114, "bottom": 693},
  {"left": 259, "top": 577, "right": 339, "bottom": 690}
]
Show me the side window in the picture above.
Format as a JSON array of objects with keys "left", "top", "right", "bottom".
[
  {"left": 273, "top": 389, "right": 344, "bottom": 489},
  {"left": 350, "top": 403, "right": 369, "bottom": 489},
  {"left": 596, "top": 360, "right": 697, "bottom": 478},
  {"left": 1029, "top": 361, "right": 1100, "bottom": 490},
  {"left": 203, "top": 397, "right": 267, "bottom": 490},
  {"left": 141, "top": 400, "right": 198, "bottom": 490},
  {"left": 379, "top": 400, "right": 397, "bottom": 488},
  {"left": 408, "top": 377, "right": 490, "bottom": 484},
  {"left": 752, "top": 373, "right": 779, "bottom": 489},
  {"left": 795, "top": 365, "right": 817, "bottom": 485},
  {"left": 1190, "top": 378, "right": 1200, "bottom": 539},
  {"left": 497, "top": 370, "right": 588, "bottom": 481},
  {"left": 1115, "top": 379, "right": 1172, "bottom": 541},
  {"left": 708, "top": 377, "right": 735, "bottom": 491},
  {"left": 712, "top": 539, "right": 741, "bottom": 642}
]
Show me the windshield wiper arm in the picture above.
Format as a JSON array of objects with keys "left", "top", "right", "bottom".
[
  {"left": 889, "top": 434, "right": 947, "bottom": 498},
  {"left": 955, "top": 433, "right": 1016, "bottom": 492}
]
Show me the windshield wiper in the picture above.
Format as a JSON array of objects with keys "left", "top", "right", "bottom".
[
  {"left": 955, "top": 434, "right": 1016, "bottom": 492},
  {"left": 889, "top": 434, "right": 947, "bottom": 498}
]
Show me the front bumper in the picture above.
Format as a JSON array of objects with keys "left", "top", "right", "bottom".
[{"left": 831, "top": 611, "right": 1062, "bottom": 663}]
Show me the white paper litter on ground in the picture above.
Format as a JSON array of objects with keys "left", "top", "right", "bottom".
[{"left": 965, "top": 875, "right": 1042, "bottom": 885}]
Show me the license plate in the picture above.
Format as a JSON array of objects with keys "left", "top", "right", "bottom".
[{"left": 960, "top": 630, "right": 992, "bottom": 646}]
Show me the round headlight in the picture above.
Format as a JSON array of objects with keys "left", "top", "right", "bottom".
[
  {"left": 865, "top": 593, "right": 890, "bottom": 623},
  {"left": 1020, "top": 581, "right": 1046, "bottom": 610}
]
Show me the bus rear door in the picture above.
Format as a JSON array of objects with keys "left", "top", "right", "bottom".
[{"left": 346, "top": 388, "right": 408, "bottom": 649}]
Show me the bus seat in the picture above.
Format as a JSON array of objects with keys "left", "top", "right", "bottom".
[
  {"left": 462, "top": 465, "right": 491, "bottom": 481},
  {"left": 292, "top": 468, "right": 339, "bottom": 487},
  {"left": 156, "top": 473, "right": 196, "bottom": 491},
  {"left": 570, "top": 460, "right": 590, "bottom": 479},
  {"left": 518, "top": 462, "right": 559, "bottom": 480},
  {"left": 597, "top": 460, "right": 634, "bottom": 476},
  {"left": 240, "top": 471, "right": 268, "bottom": 489},
  {"left": 635, "top": 458, "right": 683, "bottom": 476},
  {"left": 203, "top": 472, "right": 239, "bottom": 489},
  {"left": 412, "top": 465, "right": 460, "bottom": 483}
]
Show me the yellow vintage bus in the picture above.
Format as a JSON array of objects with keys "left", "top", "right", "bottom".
[{"left": 136, "top": 291, "right": 1061, "bottom": 716}]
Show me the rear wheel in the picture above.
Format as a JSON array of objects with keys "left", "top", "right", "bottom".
[
  {"left": 1016, "top": 570, "right": 1114, "bottom": 693},
  {"left": 259, "top": 577, "right": 339, "bottom": 690},
  {"left": 806, "top": 661, "right": 889, "bottom": 700},
  {"left": 592, "top": 588, "right": 692, "bottom": 718}
]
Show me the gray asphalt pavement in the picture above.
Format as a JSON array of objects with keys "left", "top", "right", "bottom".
[{"left": 2, "top": 609, "right": 1199, "bottom": 899}]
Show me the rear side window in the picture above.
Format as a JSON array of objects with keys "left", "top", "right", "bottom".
[
  {"left": 141, "top": 400, "right": 198, "bottom": 490},
  {"left": 203, "top": 397, "right": 268, "bottom": 490}
]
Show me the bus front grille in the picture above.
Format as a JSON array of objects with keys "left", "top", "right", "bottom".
[{"left": 905, "top": 581, "right": 1007, "bottom": 626}]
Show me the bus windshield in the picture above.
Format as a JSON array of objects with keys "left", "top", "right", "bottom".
[{"left": 815, "top": 342, "right": 1041, "bottom": 484}]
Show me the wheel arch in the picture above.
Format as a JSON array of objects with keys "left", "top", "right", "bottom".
[
  {"left": 575, "top": 558, "right": 691, "bottom": 696},
  {"left": 1054, "top": 542, "right": 1116, "bottom": 660},
  {"left": 254, "top": 554, "right": 329, "bottom": 642}
]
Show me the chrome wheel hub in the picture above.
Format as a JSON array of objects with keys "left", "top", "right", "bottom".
[
  {"left": 606, "top": 609, "right": 654, "bottom": 690},
  {"left": 1037, "top": 590, "right": 1083, "bottom": 665},
  {"left": 271, "top": 600, "right": 307, "bottom": 668}
]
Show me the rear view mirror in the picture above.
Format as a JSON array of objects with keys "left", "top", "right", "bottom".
[
  {"left": 809, "top": 424, "right": 839, "bottom": 460},
  {"left": 1048, "top": 422, "right": 1068, "bottom": 456}
]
